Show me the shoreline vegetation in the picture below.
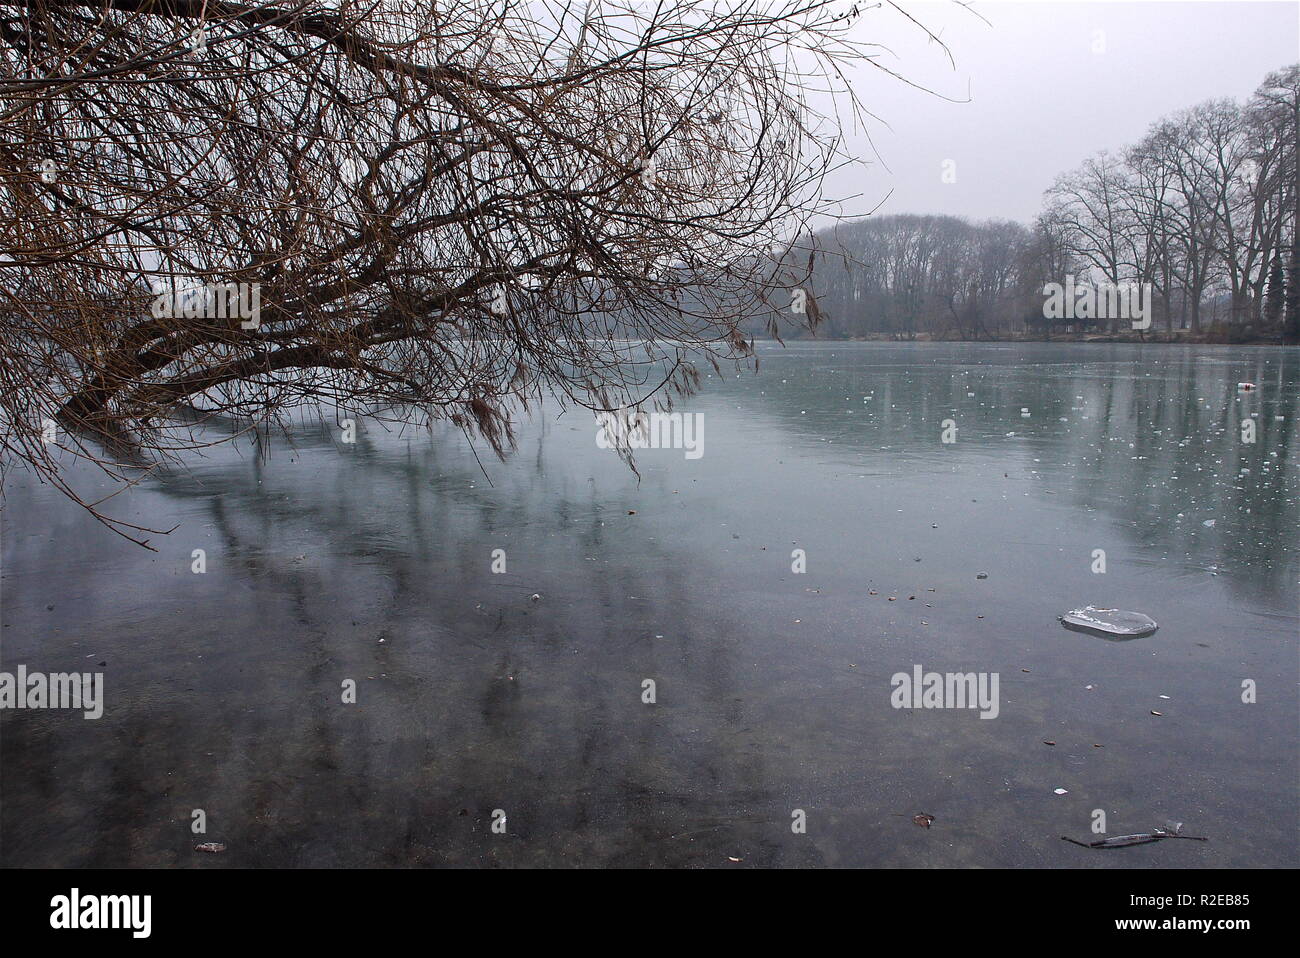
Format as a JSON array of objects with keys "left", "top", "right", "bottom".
[
  {"left": 753, "top": 329, "right": 1293, "bottom": 345},
  {"left": 751, "top": 63, "right": 1299, "bottom": 347}
]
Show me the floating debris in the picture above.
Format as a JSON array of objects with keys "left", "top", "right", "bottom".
[
  {"left": 194, "top": 842, "right": 226, "bottom": 853},
  {"left": 1062, "top": 822, "right": 1207, "bottom": 849},
  {"left": 912, "top": 813, "right": 935, "bottom": 828},
  {"left": 976, "top": 572, "right": 989, "bottom": 580},
  {"left": 1053, "top": 788, "right": 1069, "bottom": 795},
  {"left": 1059, "top": 606, "right": 1158, "bottom": 640},
  {"left": 1237, "top": 382, "right": 1256, "bottom": 391}
]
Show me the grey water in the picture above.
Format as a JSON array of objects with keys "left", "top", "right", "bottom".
[{"left": 2, "top": 342, "right": 1297, "bottom": 867}]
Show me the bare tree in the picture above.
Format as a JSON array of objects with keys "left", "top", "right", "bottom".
[
  {"left": 1249, "top": 65, "right": 1300, "bottom": 341},
  {"left": 1123, "top": 133, "right": 1179, "bottom": 332},
  {"left": 1178, "top": 100, "right": 1255, "bottom": 326},
  {"left": 1043, "top": 151, "right": 1133, "bottom": 333},
  {"left": 1, "top": 0, "right": 888, "bottom": 543}
]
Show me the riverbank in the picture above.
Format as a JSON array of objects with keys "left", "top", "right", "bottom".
[{"left": 765, "top": 330, "right": 1293, "bottom": 345}]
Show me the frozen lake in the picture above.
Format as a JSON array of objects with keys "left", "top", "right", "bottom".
[{"left": 2, "top": 342, "right": 1297, "bottom": 867}]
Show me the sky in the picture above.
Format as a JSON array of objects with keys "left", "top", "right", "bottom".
[{"left": 821, "top": 0, "right": 1300, "bottom": 225}]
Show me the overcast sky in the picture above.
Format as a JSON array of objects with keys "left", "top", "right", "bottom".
[{"left": 823, "top": 0, "right": 1300, "bottom": 225}]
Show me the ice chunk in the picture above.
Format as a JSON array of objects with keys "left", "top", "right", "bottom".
[{"left": 1059, "top": 606, "right": 1158, "bottom": 640}]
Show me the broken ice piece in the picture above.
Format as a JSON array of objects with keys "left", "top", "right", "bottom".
[{"left": 1059, "top": 606, "right": 1158, "bottom": 640}]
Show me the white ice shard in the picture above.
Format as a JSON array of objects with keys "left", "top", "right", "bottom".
[{"left": 1059, "top": 606, "right": 1158, "bottom": 639}]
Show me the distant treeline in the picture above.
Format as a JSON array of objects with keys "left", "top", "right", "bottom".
[{"left": 761, "top": 64, "right": 1299, "bottom": 343}]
